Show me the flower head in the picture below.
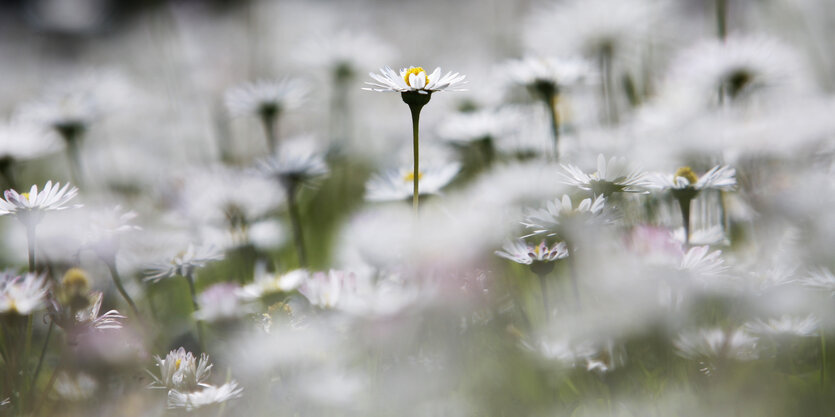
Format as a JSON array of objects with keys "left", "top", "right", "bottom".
[
  {"left": 144, "top": 244, "right": 224, "bottom": 282},
  {"left": 238, "top": 267, "right": 308, "bottom": 301},
  {"left": 364, "top": 66, "right": 466, "bottom": 94},
  {"left": 648, "top": 165, "right": 736, "bottom": 193},
  {"left": 0, "top": 181, "right": 80, "bottom": 226},
  {"left": 225, "top": 78, "right": 309, "bottom": 118},
  {"left": 0, "top": 271, "right": 49, "bottom": 315},
  {"left": 495, "top": 239, "right": 569, "bottom": 265},
  {"left": 561, "top": 154, "right": 650, "bottom": 196},
  {"left": 365, "top": 163, "right": 460, "bottom": 202},
  {"left": 502, "top": 56, "right": 593, "bottom": 98},
  {"left": 522, "top": 194, "right": 606, "bottom": 237},
  {"left": 167, "top": 381, "right": 243, "bottom": 411},
  {"left": 193, "top": 283, "right": 249, "bottom": 323},
  {"left": 149, "top": 347, "right": 213, "bottom": 391},
  {"left": 257, "top": 139, "right": 329, "bottom": 192}
]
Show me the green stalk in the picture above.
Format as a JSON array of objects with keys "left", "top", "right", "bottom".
[
  {"left": 285, "top": 184, "right": 308, "bottom": 268},
  {"left": 716, "top": 0, "right": 727, "bottom": 41},
  {"left": 260, "top": 111, "right": 279, "bottom": 156},
  {"left": 26, "top": 225, "right": 36, "bottom": 273},
  {"left": 546, "top": 93, "right": 561, "bottom": 160},
  {"left": 29, "top": 320, "right": 53, "bottom": 403},
  {"left": 184, "top": 271, "right": 206, "bottom": 352},
  {"left": 677, "top": 197, "right": 692, "bottom": 246},
  {"left": 105, "top": 258, "right": 141, "bottom": 317},
  {"left": 401, "top": 92, "right": 432, "bottom": 215}
]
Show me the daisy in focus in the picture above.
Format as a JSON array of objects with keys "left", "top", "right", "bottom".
[
  {"left": 0, "top": 181, "right": 80, "bottom": 226},
  {"left": 364, "top": 66, "right": 466, "bottom": 95}
]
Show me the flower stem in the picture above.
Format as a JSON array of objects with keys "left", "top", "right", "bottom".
[
  {"left": 716, "top": 0, "right": 727, "bottom": 41},
  {"left": 26, "top": 225, "right": 36, "bottom": 273},
  {"left": 260, "top": 112, "right": 279, "bottom": 156},
  {"left": 535, "top": 271, "right": 551, "bottom": 321},
  {"left": 677, "top": 196, "right": 692, "bottom": 246},
  {"left": 29, "top": 319, "right": 53, "bottom": 403},
  {"left": 285, "top": 184, "right": 308, "bottom": 268},
  {"left": 409, "top": 104, "right": 422, "bottom": 214},
  {"left": 599, "top": 45, "right": 618, "bottom": 125},
  {"left": 184, "top": 272, "right": 206, "bottom": 351},
  {"left": 106, "top": 258, "right": 141, "bottom": 317},
  {"left": 545, "top": 93, "right": 561, "bottom": 160}
]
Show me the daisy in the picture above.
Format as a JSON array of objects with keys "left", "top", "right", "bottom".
[
  {"left": 0, "top": 121, "right": 62, "bottom": 187},
  {"left": 744, "top": 315, "right": 819, "bottom": 338},
  {"left": 674, "top": 327, "right": 759, "bottom": 362},
  {"left": 238, "top": 267, "right": 308, "bottom": 301},
  {"left": 364, "top": 163, "right": 461, "bottom": 202},
  {"left": 560, "top": 154, "right": 650, "bottom": 197},
  {"left": 149, "top": 347, "right": 213, "bottom": 392},
  {"left": 167, "top": 381, "right": 243, "bottom": 411},
  {"left": 647, "top": 165, "right": 736, "bottom": 244},
  {"left": 193, "top": 283, "right": 250, "bottom": 324},
  {"left": 143, "top": 244, "right": 224, "bottom": 283},
  {"left": 502, "top": 56, "right": 592, "bottom": 159},
  {"left": 365, "top": 66, "right": 466, "bottom": 212},
  {"left": 522, "top": 194, "right": 606, "bottom": 238},
  {"left": 364, "top": 66, "right": 466, "bottom": 95},
  {"left": 299, "top": 270, "right": 356, "bottom": 310},
  {"left": 225, "top": 78, "right": 309, "bottom": 154},
  {"left": 0, "top": 271, "right": 49, "bottom": 315},
  {"left": 52, "top": 372, "right": 98, "bottom": 402},
  {"left": 437, "top": 107, "right": 521, "bottom": 146},
  {"left": 0, "top": 181, "right": 80, "bottom": 226},
  {"left": 293, "top": 30, "right": 395, "bottom": 81},
  {"left": 798, "top": 268, "right": 835, "bottom": 294},
  {"left": 495, "top": 239, "right": 569, "bottom": 267}
]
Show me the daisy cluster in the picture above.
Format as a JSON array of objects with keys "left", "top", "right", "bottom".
[{"left": 1, "top": 0, "right": 835, "bottom": 416}]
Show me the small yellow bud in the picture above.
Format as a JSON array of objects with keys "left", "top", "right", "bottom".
[
  {"left": 403, "top": 67, "right": 429, "bottom": 87},
  {"left": 674, "top": 166, "right": 699, "bottom": 186}
]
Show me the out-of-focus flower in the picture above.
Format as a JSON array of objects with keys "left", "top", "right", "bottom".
[
  {"left": 437, "top": 107, "right": 521, "bottom": 145},
  {"left": 85, "top": 205, "right": 140, "bottom": 260},
  {"left": 143, "top": 244, "right": 224, "bottom": 282},
  {"left": 365, "top": 163, "right": 460, "bottom": 202},
  {"left": 149, "top": 347, "right": 213, "bottom": 392},
  {"left": 52, "top": 371, "right": 98, "bottom": 402},
  {"left": 167, "top": 381, "right": 243, "bottom": 411},
  {"left": 293, "top": 30, "right": 395, "bottom": 80},
  {"left": 798, "top": 268, "right": 835, "bottom": 294},
  {"left": 495, "top": 239, "right": 569, "bottom": 265},
  {"left": 522, "top": 194, "right": 606, "bottom": 237},
  {"left": 0, "top": 271, "right": 49, "bottom": 315},
  {"left": 648, "top": 165, "right": 737, "bottom": 192},
  {"left": 0, "top": 181, "right": 80, "bottom": 226},
  {"left": 238, "top": 267, "right": 308, "bottom": 301},
  {"left": 744, "top": 315, "right": 819, "bottom": 338},
  {"left": 0, "top": 120, "right": 62, "bottom": 162},
  {"left": 561, "top": 154, "right": 650, "bottom": 196},
  {"left": 257, "top": 139, "right": 330, "bottom": 191},
  {"left": 678, "top": 246, "right": 728, "bottom": 277},
  {"left": 364, "top": 66, "right": 466, "bottom": 94},
  {"left": 502, "top": 56, "right": 593, "bottom": 96},
  {"left": 674, "top": 327, "right": 759, "bottom": 361},
  {"left": 193, "top": 283, "right": 249, "bottom": 323},
  {"left": 225, "top": 78, "right": 309, "bottom": 118},
  {"left": 300, "top": 270, "right": 355, "bottom": 310}
]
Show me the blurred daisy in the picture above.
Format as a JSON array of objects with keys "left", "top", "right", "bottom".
[
  {"left": 238, "top": 267, "right": 308, "bottom": 301},
  {"left": 167, "top": 381, "right": 243, "bottom": 411},
  {"left": 293, "top": 30, "right": 394, "bottom": 81},
  {"left": 299, "top": 270, "right": 356, "bottom": 310},
  {"left": 257, "top": 140, "right": 330, "bottom": 192},
  {"left": 365, "top": 163, "right": 461, "bottom": 202},
  {"left": 648, "top": 165, "right": 735, "bottom": 244},
  {"left": 364, "top": 66, "right": 466, "bottom": 94},
  {"left": 193, "top": 283, "right": 249, "bottom": 324},
  {"left": 0, "top": 181, "right": 80, "bottom": 227},
  {"left": 52, "top": 372, "right": 97, "bottom": 402},
  {"left": 744, "top": 315, "right": 819, "bottom": 338},
  {"left": 67, "top": 291, "right": 126, "bottom": 332},
  {"left": 522, "top": 194, "right": 606, "bottom": 238},
  {"left": 560, "top": 154, "right": 650, "bottom": 197},
  {"left": 0, "top": 121, "right": 61, "bottom": 177},
  {"left": 149, "top": 347, "right": 213, "bottom": 392},
  {"left": 0, "top": 271, "right": 49, "bottom": 315},
  {"left": 495, "top": 239, "right": 569, "bottom": 266},
  {"left": 438, "top": 107, "right": 521, "bottom": 146},
  {"left": 143, "top": 244, "right": 224, "bottom": 283},
  {"left": 225, "top": 78, "right": 309, "bottom": 153},
  {"left": 799, "top": 268, "right": 835, "bottom": 294},
  {"left": 85, "top": 205, "right": 141, "bottom": 260},
  {"left": 674, "top": 327, "right": 759, "bottom": 362}
]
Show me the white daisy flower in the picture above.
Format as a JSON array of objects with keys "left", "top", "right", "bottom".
[
  {"left": 0, "top": 181, "right": 80, "bottom": 226},
  {"left": 678, "top": 245, "right": 728, "bottom": 277},
  {"left": 798, "top": 268, "right": 835, "bottom": 294},
  {"left": 71, "top": 291, "right": 126, "bottom": 332},
  {"left": 238, "top": 267, "right": 308, "bottom": 301},
  {"left": 744, "top": 315, "right": 819, "bottom": 338},
  {"left": 52, "top": 372, "right": 98, "bottom": 402},
  {"left": 502, "top": 56, "right": 593, "bottom": 94},
  {"left": 365, "top": 163, "right": 461, "bottom": 202},
  {"left": 149, "top": 347, "right": 213, "bottom": 392},
  {"left": 167, "top": 381, "right": 243, "bottom": 411},
  {"left": 674, "top": 327, "right": 759, "bottom": 361},
  {"left": 225, "top": 78, "right": 309, "bottom": 118},
  {"left": 257, "top": 140, "right": 330, "bottom": 191},
  {"left": 364, "top": 66, "right": 466, "bottom": 94},
  {"left": 143, "top": 244, "right": 224, "bottom": 282},
  {"left": 495, "top": 239, "right": 569, "bottom": 265},
  {"left": 647, "top": 165, "right": 737, "bottom": 192},
  {"left": 193, "top": 283, "right": 249, "bottom": 323},
  {"left": 0, "top": 120, "right": 62, "bottom": 162},
  {"left": 560, "top": 154, "right": 650, "bottom": 196},
  {"left": 299, "top": 270, "right": 355, "bottom": 310},
  {"left": 522, "top": 194, "right": 606, "bottom": 237},
  {"left": 437, "top": 107, "right": 521, "bottom": 145},
  {"left": 0, "top": 271, "right": 49, "bottom": 315}
]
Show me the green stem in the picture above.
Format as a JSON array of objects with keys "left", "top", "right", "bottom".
[
  {"left": 536, "top": 272, "right": 551, "bottom": 321},
  {"left": 678, "top": 197, "right": 692, "bottom": 246},
  {"left": 106, "top": 258, "right": 141, "bottom": 317},
  {"left": 409, "top": 104, "right": 422, "bottom": 214},
  {"left": 261, "top": 112, "right": 279, "bottom": 156},
  {"left": 184, "top": 272, "right": 206, "bottom": 352},
  {"left": 64, "top": 136, "right": 84, "bottom": 188},
  {"left": 545, "top": 93, "right": 561, "bottom": 160},
  {"left": 26, "top": 225, "right": 36, "bottom": 273},
  {"left": 285, "top": 185, "right": 308, "bottom": 268},
  {"left": 716, "top": 0, "right": 727, "bottom": 41},
  {"left": 599, "top": 46, "right": 618, "bottom": 125},
  {"left": 29, "top": 320, "right": 53, "bottom": 403},
  {"left": 568, "top": 248, "right": 582, "bottom": 312}
]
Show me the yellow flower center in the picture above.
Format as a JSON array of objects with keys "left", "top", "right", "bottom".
[
  {"left": 62, "top": 267, "right": 91, "bottom": 290},
  {"left": 674, "top": 166, "right": 699, "bottom": 185},
  {"left": 404, "top": 67, "right": 429, "bottom": 87},
  {"left": 175, "top": 358, "right": 182, "bottom": 370},
  {"left": 403, "top": 171, "right": 423, "bottom": 182},
  {"left": 20, "top": 192, "right": 30, "bottom": 201}
]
